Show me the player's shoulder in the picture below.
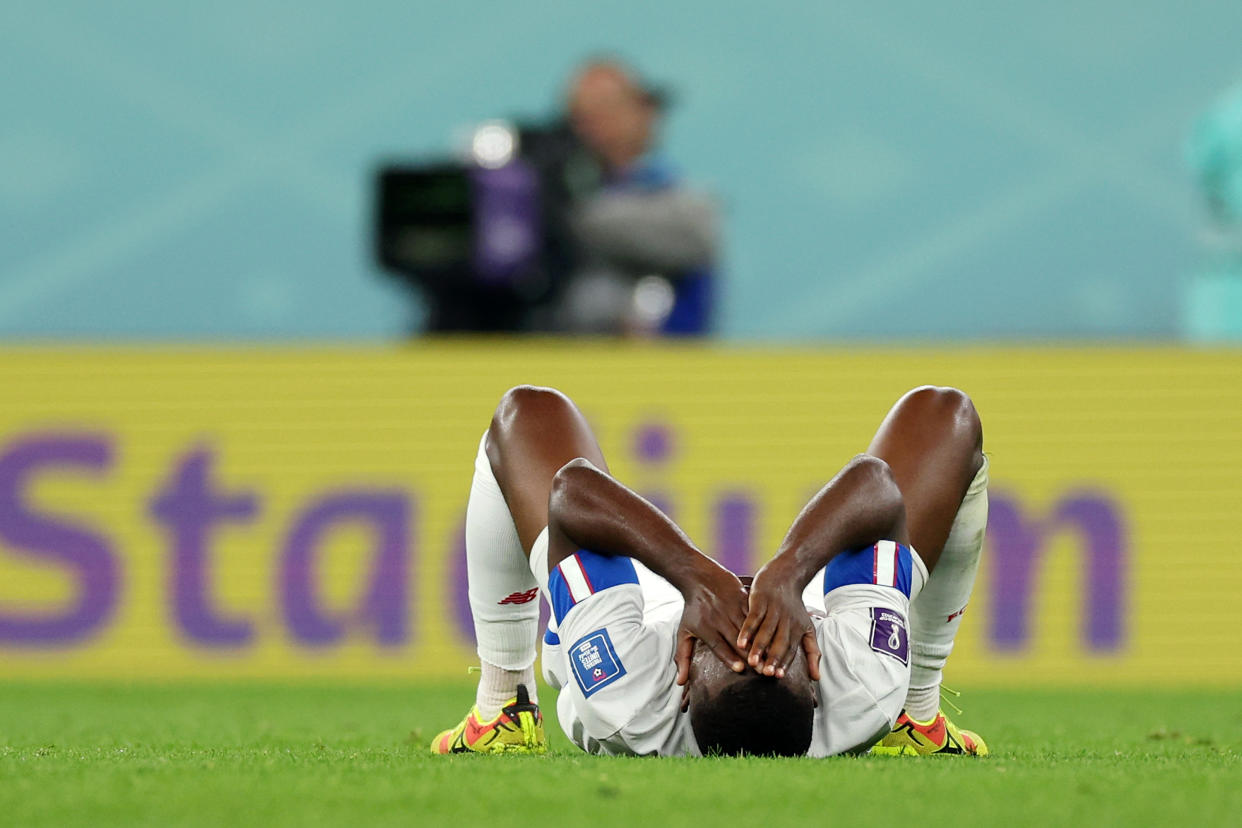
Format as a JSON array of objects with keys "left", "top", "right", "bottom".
[
  {"left": 548, "top": 549, "right": 642, "bottom": 627},
  {"left": 823, "top": 540, "right": 921, "bottom": 601}
]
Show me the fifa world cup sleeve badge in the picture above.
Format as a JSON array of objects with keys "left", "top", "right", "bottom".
[{"left": 868, "top": 608, "right": 909, "bottom": 665}]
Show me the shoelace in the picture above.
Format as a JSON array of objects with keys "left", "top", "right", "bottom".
[{"left": 940, "top": 684, "right": 964, "bottom": 717}]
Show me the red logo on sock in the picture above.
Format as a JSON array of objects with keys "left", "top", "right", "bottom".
[
  {"left": 947, "top": 605, "right": 968, "bottom": 622},
  {"left": 498, "top": 588, "right": 539, "bottom": 605}
]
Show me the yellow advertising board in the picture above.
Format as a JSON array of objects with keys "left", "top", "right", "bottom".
[{"left": 1, "top": 344, "right": 1239, "bottom": 686}]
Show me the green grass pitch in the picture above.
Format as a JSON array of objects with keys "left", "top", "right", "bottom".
[{"left": 1, "top": 683, "right": 1239, "bottom": 827}]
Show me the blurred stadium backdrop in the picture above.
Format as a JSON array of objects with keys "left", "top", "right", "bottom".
[
  {"left": 5, "top": 1, "right": 1242, "bottom": 689},
  {"left": 2, "top": 345, "right": 1238, "bottom": 686},
  {"left": 5, "top": 1, "right": 1242, "bottom": 340}
]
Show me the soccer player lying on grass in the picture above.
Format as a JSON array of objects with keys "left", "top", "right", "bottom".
[{"left": 432, "top": 384, "right": 989, "bottom": 757}]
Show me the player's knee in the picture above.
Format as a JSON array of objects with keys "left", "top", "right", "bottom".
[
  {"left": 491, "top": 385, "right": 575, "bottom": 438},
  {"left": 899, "top": 385, "right": 982, "bottom": 449},
  {"left": 494, "top": 384, "right": 569, "bottom": 415}
]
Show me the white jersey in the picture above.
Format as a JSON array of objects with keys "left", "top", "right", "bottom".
[{"left": 532, "top": 534, "right": 927, "bottom": 757}]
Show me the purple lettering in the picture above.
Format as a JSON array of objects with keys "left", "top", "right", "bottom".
[
  {"left": 452, "top": 522, "right": 473, "bottom": 645},
  {"left": 988, "top": 490, "right": 1127, "bottom": 653},
  {"left": 1054, "top": 494, "right": 1126, "bottom": 651},
  {"left": 280, "top": 491, "right": 411, "bottom": 647},
  {"left": 714, "top": 491, "right": 755, "bottom": 575},
  {"left": 634, "top": 421, "right": 675, "bottom": 520},
  {"left": 150, "top": 447, "right": 257, "bottom": 646},
  {"left": 0, "top": 434, "right": 118, "bottom": 645},
  {"left": 634, "top": 423, "right": 674, "bottom": 464},
  {"left": 987, "top": 496, "right": 1037, "bottom": 651}
]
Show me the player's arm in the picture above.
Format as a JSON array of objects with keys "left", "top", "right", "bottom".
[
  {"left": 547, "top": 458, "right": 749, "bottom": 674},
  {"left": 740, "top": 454, "right": 908, "bottom": 679}
]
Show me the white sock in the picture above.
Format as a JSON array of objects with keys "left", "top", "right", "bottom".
[
  {"left": 905, "top": 457, "right": 988, "bottom": 719},
  {"left": 476, "top": 662, "right": 537, "bottom": 720},
  {"left": 903, "top": 684, "right": 941, "bottom": 723},
  {"left": 465, "top": 434, "right": 540, "bottom": 716}
]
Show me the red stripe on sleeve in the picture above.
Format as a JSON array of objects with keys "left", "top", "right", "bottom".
[{"left": 574, "top": 552, "right": 596, "bottom": 593}]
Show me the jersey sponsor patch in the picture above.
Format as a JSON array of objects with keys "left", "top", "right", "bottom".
[
  {"left": 548, "top": 550, "right": 640, "bottom": 624},
  {"left": 869, "top": 607, "right": 909, "bottom": 665},
  {"left": 823, "top": 540, "right": 914, "bottom": 597},
  {"left": 569, "top": 628, "right": 627, "bottom": 697}
]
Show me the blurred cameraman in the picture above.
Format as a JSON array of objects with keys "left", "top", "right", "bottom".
[
  {"left": 553, "top": 58, "right": 718, "bottom": 336},
  {"left": 376, "top": 59, "right": 717, "bottom": 336}
]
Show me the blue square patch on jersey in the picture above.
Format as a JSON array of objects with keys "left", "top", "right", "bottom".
[{"left": 569, "top": 628, "right": 627, "bottom": 697}]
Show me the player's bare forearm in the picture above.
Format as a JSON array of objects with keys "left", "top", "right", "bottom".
[
  {"left": 740, "top": 455, "right": 907, "bottom": 678},
  {"left": 547, "top": 458, "right": 749, "bottom": 672},
  {"left": 764, "top": 454, "right": 907, "bottom": 586},
  {"left": 545, "top": 459, "right": 707, "bottom": 583}
]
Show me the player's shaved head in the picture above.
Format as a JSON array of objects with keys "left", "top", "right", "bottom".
[{"left": 687, "top": 643, "right": 815, "bottom": 757}]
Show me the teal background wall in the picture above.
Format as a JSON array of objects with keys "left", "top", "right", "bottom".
[{"left": 4, "top": 1, "right": 1241, "bottom": 340}]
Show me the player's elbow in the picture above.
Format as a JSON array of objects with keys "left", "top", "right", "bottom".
[
  {"left": 553, "top": 456, "right": 600, "bottom": 485},
  {"left": 846, "top": 453, "right": 897, "bottom": 489},
  {"left": 547, "top": 457, "right": 608, "bottom": 547},
  {"left": 549, "top": 457, "right": 601, "bottom": 509},
  {"left": 847, "top": 454, "right": 906, "bottom": 530}
]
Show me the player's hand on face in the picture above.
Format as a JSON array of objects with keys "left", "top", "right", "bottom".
[
  {"left": 737, "top": 560, "right": 822, "bottom": 681},
  {"left": 674, "top": 563, "right": 750, "bottom": 685}
]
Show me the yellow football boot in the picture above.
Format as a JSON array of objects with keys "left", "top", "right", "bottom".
[
  {"left": 872, "top": 709, "right": 988, "bottom": 757},
  {"left": 431, "top": 684, "right": 548, "bottom": 755}
]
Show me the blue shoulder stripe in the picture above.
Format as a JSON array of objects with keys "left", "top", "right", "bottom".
[
  {"left": 823, "top": 541, "right": 914, "bottom": 598},
  {"left": 548, "top": 549, "right": 639, "bottom": 624}
]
